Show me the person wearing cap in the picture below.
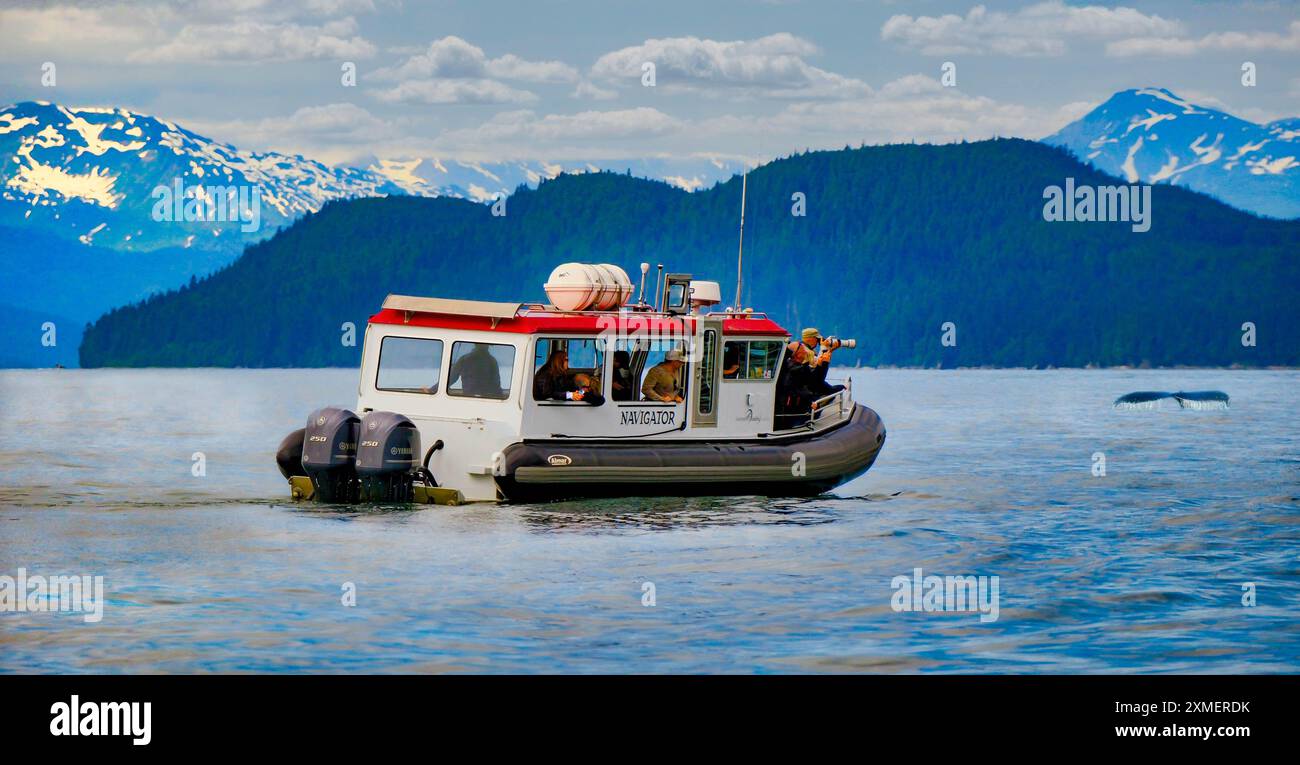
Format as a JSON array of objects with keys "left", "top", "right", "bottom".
[
  {"left": 799, "top": 327, "right": 845, "bottom": 398},
  {"left": 642, "top": 348, "right": 685, "bottom": 402}
]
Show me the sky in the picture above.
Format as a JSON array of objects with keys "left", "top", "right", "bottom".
[{"left": 1, "top": 0, "right": 1298, "bottom": 166}]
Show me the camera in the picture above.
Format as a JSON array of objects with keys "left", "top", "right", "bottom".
[{"left": 822, "top": 336, "right": 857, "bottom": 350}]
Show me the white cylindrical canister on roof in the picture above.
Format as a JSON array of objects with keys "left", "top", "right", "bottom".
[
  {"left": 545, "top": 262, "right": 635, "bottom": 311},
  {"left": 591, "top": 264, "right": 621, "bottom": 310},
  {"left": 545, "top": 262, "right": 600, "bottom": 311},
  {"left": 602, "top": 264, "right": 633, "bottom": 308}
]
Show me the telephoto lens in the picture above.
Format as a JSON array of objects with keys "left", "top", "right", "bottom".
[{"left": 824, "top": 336, "right": 857, "bottom": 350}]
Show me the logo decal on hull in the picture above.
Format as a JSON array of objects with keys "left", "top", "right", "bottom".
[{"left": 547, "top": 454, "right": 572, "bottom": 466}]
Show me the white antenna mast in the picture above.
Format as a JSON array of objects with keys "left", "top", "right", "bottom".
[{"left": 733, "top": 170, "right": 747, "bottom": 311}]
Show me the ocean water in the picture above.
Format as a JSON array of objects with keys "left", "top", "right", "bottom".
[{"left": 0, "top": 368, "right": 1296, "bottom": 673}]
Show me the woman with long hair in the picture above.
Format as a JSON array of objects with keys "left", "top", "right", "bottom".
[{"left": 533, "top": 348, "right": 570, "bottom": 401}]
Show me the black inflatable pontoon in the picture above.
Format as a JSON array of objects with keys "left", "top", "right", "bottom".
[{"left": 493, "top": 403, "right": 886, "bottom": 502}]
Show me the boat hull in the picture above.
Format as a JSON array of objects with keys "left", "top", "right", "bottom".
[{"left": 494, "top": 403, "right": 885, "bottom": 502}]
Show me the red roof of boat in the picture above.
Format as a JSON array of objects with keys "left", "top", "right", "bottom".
[{"left": 368, "top": 308, "right": 788, "bottom": 337}]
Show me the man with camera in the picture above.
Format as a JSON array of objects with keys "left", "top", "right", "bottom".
[{"left": 799, "top": 328, "right": 847, "bottom": 398}]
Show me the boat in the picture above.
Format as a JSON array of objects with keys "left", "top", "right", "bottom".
[{"left": 274, "top": 263, "right": 886, "bottom": 504}]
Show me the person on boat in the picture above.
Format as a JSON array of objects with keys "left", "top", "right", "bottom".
[
  {"left": 533, "top": 349, "right": 603, "bottom": 404},
  {"left": 449, "top": 342, "right": 504, "bottom": 398},
  {"left": 799, "top": 327, "right": 845, "bottom": 398},
  {"left": 568, "top": 373, "right": 606, "bottom": 406},
  {"left": 775, "top": 342, "right": 818, "bottom": 427},
  {"left": 534, "top": 349, "right": 570, "bottom": 400},
  {"left": 642, "top": 348, "right": 685, "bottom": 403},
  {"left": 610, "top": 350, "right": 634, "bottom": 401},
  {"left": 722, "top": 343, "right": 742, "bottom": 379}
]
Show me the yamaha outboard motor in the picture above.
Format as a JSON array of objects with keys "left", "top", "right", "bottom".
[
  {"left": 356, "top": 411, "right": 420, "bottom": 503},
  {"left": 301, "top": 406, "right": 360, "bottom": 503}
]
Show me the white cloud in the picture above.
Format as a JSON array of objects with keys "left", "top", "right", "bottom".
[
  {"left": 591, "top": 33, "right": 871, "bottom": 99},
  {"left": 0, "top": 4, "right": 163, "bottom": 59},
  {"left": 373, "top": 79, "right": 538, "bottom": 105},
  {"left": 128, "top": 16, "right": 376, "bottom": 63},
  {"left": 375, "top": 36, "right": 567, "bottom": 81},
  {"left": 415, "top": 76, "right": 1090, "bottom": 161},
  {"left": 370, "top": 36, "right": 578, "bottom": 105},
  {"left": 881, "top": 1, "right": 1183, "bottom": 56},
  {"left": 487, "top": 53, "right": 581, "bottom": 84},
  {"left": 425, "top": 107, "right": 683, "bottom": 158},
  {"left": 688, "top": 75, "right": 1095, "bottom": 156},
  {"left": 188, "top": 102, "right": 398, "bottom": 161},
  {"left": 572, "top": 81, "right": 618, "bottom": 101},
  {"left": 1107, "top": 20, "right": 1300, "bottom": 57}
]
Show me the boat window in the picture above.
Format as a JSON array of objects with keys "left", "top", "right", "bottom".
[
  {"left": 447, "top": 341, "right": 515, "bottom": 400},
  {"left": 375, "top": 336, "right": 444, "bottom": 394},
  {"left": 723, "top": 340, "right": 783, "bottom": 381},
  {"left": 722, "top": 341, "right": 743, "bottom": 379},
  {"left": 637, "top": 341, "right": 688, "bottom": 403},
  {"left": 698, "top": 329, "right": 717, "bottom": 415},
  {"left": 533, "top": 337, "right": 605, "bottom": 402}
]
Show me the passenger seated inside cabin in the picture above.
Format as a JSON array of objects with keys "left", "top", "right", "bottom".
[
  {"left": 722, "top": 343, "right": 742, "bottom": 379},
  {"left": 642, "top": 348, "right": 685, "bottom": 403},
  {"left": 533, "top": 348, "right": 604, "bottom": 405},
  {"left": 610, "top": 350, "right": 634, "bottom": 401},
  {"left": 775, "top": 342, "right": 817, "bottom": 428},
  {"left": 449, "top": 342, "right": 506, "bottom": 399},
  {"left": 533, "top": 349, "right": 569, "bottom": 400},
  {"left": 569, "top": 373, "right": 605, "bottom": 406}
]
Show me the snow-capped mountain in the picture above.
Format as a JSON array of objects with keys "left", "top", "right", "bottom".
[
  {"left": 0, "top": 102, "right": 415, "bottom": 252},
  {"left": 1044, "top": 88, "right": 1299, "bottom": 219},
  {"left": 0, "top": 101, "right": 745, "bottom": 253}
]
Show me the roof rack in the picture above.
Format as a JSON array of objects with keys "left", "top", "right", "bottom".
[{"left": 383, "top": 295, "right": 523, "bottom": 327}]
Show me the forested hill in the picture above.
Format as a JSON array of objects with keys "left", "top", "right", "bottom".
[{"left": 80, "top": 138, "right": 1300, "bottom": 368}]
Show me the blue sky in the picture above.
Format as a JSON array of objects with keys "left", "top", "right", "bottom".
[{"left": 1, "top": 0, "right": 1297, "bottom": 165}]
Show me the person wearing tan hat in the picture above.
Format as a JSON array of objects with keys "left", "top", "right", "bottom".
[
  {"left": 642, "top": 348, "right": 685, "bottom": 402},
  {"left": 800, "top": 328, "right": 829, "bottom": 368},
  {"left": 799, "top": 327, "right": 844, "bottom": 398}
]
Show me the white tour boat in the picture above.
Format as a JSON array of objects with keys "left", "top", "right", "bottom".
[{"left": 275, "top": 264, "right": 886, "bottom": 504}]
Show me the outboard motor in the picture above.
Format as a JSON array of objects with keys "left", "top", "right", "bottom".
[
  {"left": 301, "top": 406, "right": 360, "bottom": 503},
  {"left": 356, "top": 411, "right": 421, "bottom": 503}
]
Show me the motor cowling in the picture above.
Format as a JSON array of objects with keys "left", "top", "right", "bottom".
[
  {"left": 356, "top": 411, "right": 420, "bottom": 502},
  {"left": 301, "top": 406, "right": 360, "bottom": 502}
]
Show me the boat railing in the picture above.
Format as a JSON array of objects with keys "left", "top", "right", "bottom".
[{"left": 810, "top": 381, "right": 852, "bottom": 428}]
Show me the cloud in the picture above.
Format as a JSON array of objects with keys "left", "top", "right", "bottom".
[
  {"left": 373, "top": 79, "right": 538, "bottom": 105},
  {"left": 487, "top": 53, "right": 581, "bottom": 84},
  {"left": 128, "top": 16, "right": 376, "bottom": 63},
  {"left": 590, "top": 33, "right": 871, "bottom": 99},
  {"left": 425, "top": 107, "right": 683, "bottom": 158},
  {"left": 370, "top": 36, "right": 578, "bottom": 105},
  {"left": 188, "top": 102, "right": 399, "bottom": 161},
  {"left": 572, "top": 81, "right": 618, "bottom": 101},
  {"left": 0, "top": 4, "right": 163, "bottom": 59},
  {"left": 1107, "top": 20, "right": 1300, "bottom": 57},
  {"left": 688, "top": 74, "right": 1095, "bottom": 156},
  {"left": 373, "top": 36, "right": 577, "bottom": 83},
  {"left": 881, "top": 1, "right": 1183, "bottom": 56},
  {"left": 415, "top": 76, "right": 1090, "bottom": 162}
]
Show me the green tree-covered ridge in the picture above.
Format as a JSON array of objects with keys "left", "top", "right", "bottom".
[{"left": 80, "top": 139, "right": 1300, "bottom": 368}]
